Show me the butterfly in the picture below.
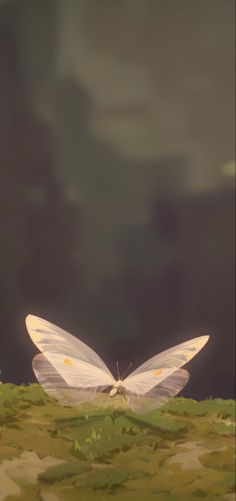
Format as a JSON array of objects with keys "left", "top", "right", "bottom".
[{"left": 25, "top": 314, "right": 209, "bottom": 414}]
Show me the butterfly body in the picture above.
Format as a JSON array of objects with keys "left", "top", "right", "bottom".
[
  {"left": 109, "top": 380, "right": 125, "bottom": 397},
  {"left": 25, "top": 314, "right": 210, "bottom": 414}
]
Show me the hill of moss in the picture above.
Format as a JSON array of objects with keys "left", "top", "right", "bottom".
[{"left": 0, "top": 383, "right": 235, "bottom": 500}]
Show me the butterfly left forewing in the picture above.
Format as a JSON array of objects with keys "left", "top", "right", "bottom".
[
  {"left": 32, "top": 354, "right": 102, "bottom": 405},
  {"left": 26, "top": 315, "right": 115, "bottom": 405},
  {"left": 25, "top": 314, "right": 113, "bottom": 376},
  {"left": 41, "top": 351, "right": 114, "bottom": 388}
]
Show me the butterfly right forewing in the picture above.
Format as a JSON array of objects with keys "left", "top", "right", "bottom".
[
  {"left": 125, "top": 368, "right": 190, "bottom": 414},
  {"left": 123, "top": 336, "right": 209, "bottom": 397}
]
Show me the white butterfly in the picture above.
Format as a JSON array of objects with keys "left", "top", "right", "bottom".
[{"left": 25, "top": 314, "right": 209, "bottom": 414}]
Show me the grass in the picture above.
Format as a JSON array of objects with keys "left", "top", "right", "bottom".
[{"left": 0, "top": 383, "right": 235, "bottom": 500}]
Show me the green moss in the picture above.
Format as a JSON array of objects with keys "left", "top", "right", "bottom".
[
  {"left": 164, "top": 397, "right": 235, "bottom": 419},
  {"left": 0, "top": 383, "right": 235, "bottom": 500},
  {"left": 39, "top": 461, "right": 91, "bottom": 483},
  {"left": 79, "top": 466, "right": 144, "bottom": 491},
  {"left": 211, "top": 422, "right": 235, "bottom": 436},
  {"left": 0, "top": 383, "right": 54, "bottom": 421},
  {"left": 199, "top": 448, "right": 235, "bottom": 471}
]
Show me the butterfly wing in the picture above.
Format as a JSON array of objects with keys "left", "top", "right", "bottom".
[
  {"left": 123, "top": 335, "right": 209, "bottom": 397},
  {"left": 125, "top": 368, "right": 190, "bottom": 413},
  {"left": 26, "top": 315, "right": 115, "bottom": 402},
  {"left": 32, "top": 353, "right": 109, "bottom": 406},
  {"left": 26, "top": 315, "right": 113, "bottom": 375}
]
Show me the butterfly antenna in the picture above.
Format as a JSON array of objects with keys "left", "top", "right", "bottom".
[
  {"left": 116, "top": 361, "right": 120, "bottom": 380},
  {"left": 121, "top": 362, "right": 132, "bottom": 380}
]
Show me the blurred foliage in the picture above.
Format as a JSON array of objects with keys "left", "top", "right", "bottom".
[
  {"left": 221, "top": 161, "right": 235, "bottom": 178},
  {"left": 0, "top": 0, "right": 234, "bottom": 404}
]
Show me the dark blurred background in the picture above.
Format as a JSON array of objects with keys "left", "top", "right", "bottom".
[{"left": 0, "top": 0, "right": 235, "bottom": 399}]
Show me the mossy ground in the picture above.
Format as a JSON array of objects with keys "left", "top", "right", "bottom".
[{"left": 0, "top": 383, "right": 235, "bottom": 500}]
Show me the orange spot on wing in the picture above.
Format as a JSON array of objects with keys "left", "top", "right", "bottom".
[
  {"left": 64, "top": 358, "right": 74, "bottom": 366},
  {"left": 153, "top": 369, "right": 162, "bottom": 376}
]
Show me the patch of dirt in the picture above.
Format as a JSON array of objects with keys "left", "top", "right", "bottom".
[
  {"left": 0, "top": 451, "right": 64, "bottom": 500},
  {"left": 169, "top": 441, "right": 227, "bottom": 470}
]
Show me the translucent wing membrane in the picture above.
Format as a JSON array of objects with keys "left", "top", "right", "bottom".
[
  {"left": 123, "top": 336, "right": 209, "bottom": 396},
  {"left": 33, "top": 354, "right": 105, "bottom": 405},
  {"left": 125, "top": 368, "right": 190, "bottom": 413},
  {"left": 129, "top": 336, "right": 209, "bottom": 376},
  {"left": 26, "top": 315, "right": 114, "bottom": 406},
  {"left": 33, "top": 354, "right": 124, "bottom": 409},
  {"left": 26, "top": 315, "right": 209, "bottom": 414},
  {"left": 123, "top": 367, "right": 175, "bottom": 395},
  {"left": 41, "top": 351, "right": 114, "bottom": 388},
  {"left": 26, "top": 315, "right": 113, "bottom": 377}
]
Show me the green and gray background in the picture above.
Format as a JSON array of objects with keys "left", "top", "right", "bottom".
[{"left": 0, "top": 0, "right": 235, "bottom": 398}]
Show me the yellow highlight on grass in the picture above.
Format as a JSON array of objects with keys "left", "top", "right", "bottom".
[
  {"left": 64, "top": 358, "right": 74, "bottom": 366},
  {"left": 153, "top": 369, "right": 162, "bottom": 376}
]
